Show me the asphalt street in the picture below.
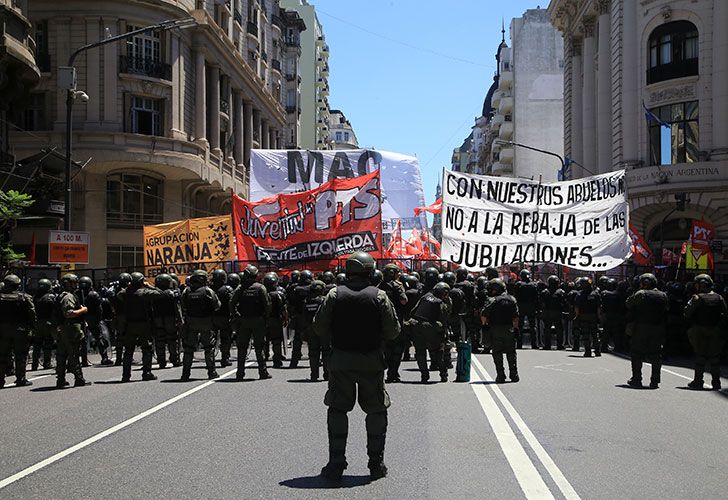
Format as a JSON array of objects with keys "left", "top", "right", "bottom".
[{"left": 0, "top": 347, "right": 726, "bottom": 499}]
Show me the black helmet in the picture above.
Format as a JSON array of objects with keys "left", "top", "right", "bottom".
[
  {"left": 598, "top": 276, "right": 610, "bottom": 290},
  {"left": 169, "top": 273, "right": 180, "bottom": 285},
  {"left": 383, "top": 263, "right": 400, "bottom": 281},
  {"left": 290, "top": 270, "right": 300, "bottom": 284},
  {"left": 455, "top": 268, "right": 468, "bottom": 281},
  {"left": 3, "top": 274, "right": 20, "bottom": 290},
  {"left": 263, "top": 272, "right": 279, "bottom": 291},
  {"left": 345, "top": 251, "right": 375, "bottom": 277},
  {"left": 118, "top": 273, "right": 132, "bottom": 287},
  {"left": 242, "top": 265, "right": 258, "bottom": 282},
  {"left": 37, "top": 278, "right": 52, "bottom": 294},
  {"left": 476, "top": 276, "right": 488, "bottom": 291},
  {"left": 487, "top": 278, "right": 506, "bottom": 296},
  {"left": 694, "top": 274, "right": 713, "bottom": 291},
  {"left": 547, "top": 275, "right": 560, "bottom": 288},
  {"left": 61, "top": 273, "right": 79, "bottom": 289},
  {"left": 411, "top": 271, "right": 421, "bottom": 281},
  {"left": 577, "top": 277, "right": 593, "bottom": 291},
  {"left": 371, "top": 269, "right": 383, "bottom": 286},
  {"left": 432, "top": 282, "right": 450, "bottom": 299},
  {"left": 212, "top": 269, "right": 227, "bottom": 286},
  {"left": 321, "top": 271, "right": 335, "bottom": 285},
  {"left": 423, "top": 267, "right": 439, "bottom": 287},
  {"left": 519, "top": 269, "right": 531, "bottom": 282},
  {"left": 485, "top": 267, "right": 499, "bottom": 280},
  {"left": 406, "top": 274, "right": 420, "bottom": 289},
  {"left": 442, "top": 271, "right": 456, "bottom": 287},
  {"left": 639, "top": 273, "right": 657, "bottom": 290},
  {"left": 155, "top": 273, "right": 173, "bottom": 290},
  {"left": 189, "top": 269, "right": 208, "bottom": 287},
  {"left": 606, "top": 278, "right": 618, "bottom": 291},
  {"left": 335, "top": 273, "right": 347, "bottom": 285},
  {"left": 310, "top": 280, "right": 326, "bottom": 295},
  {"left": 300, "top": 269, "right": 314, "bottom": 285},
  {"left": 130, "top": 272, "right": 145, "bottom": 287},
  {"left": 227, "top": 273, "right": 241, "bottom": 288},
  {"left": 79, "top": 276, "right": 93, "bottom": 290}
]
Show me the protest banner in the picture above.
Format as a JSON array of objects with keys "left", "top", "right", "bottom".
[
  {"left": 441, "top": 170, "right": 631, "bottom": 271},
  {"left": 249, "top": 149, "right": 425, "bottom": 233},
  {"left": 232, "top": 170, "right": 383, "bottom": 269},
  {"left": 629, "top": 224, "right": 653, "bottom": 266},
  {"left": 143, "top": 215, "right": 235, "bottom": 277}
]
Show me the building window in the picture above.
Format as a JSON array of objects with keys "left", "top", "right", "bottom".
[
  {"left": 344, "top": 132, "right": 350, "bottom": 142},
  {"left": 335, "top": 131, "right": 342, "bottom": 142},
  {"left": 106, "top": 245, "right": 145, "bottom": 269},
  {"left": 35, "top": 21, "right": 50, "bottom": 72},
  {"left": 129, "top": 96, "right": 164, "bottom": 136},
  {"left": 14, "top": 93, "right": 47, "bottom": 131},
  {"left": 106, "top": 173, "right": 163, "bottom": 228},
  {"left": 647, "top": 21, "right": 698, "bottom": 85},
  {"left": 127, "top": 25, "right": 161, "bottom": 64},
  {"left": 648, "top": 101, "right": 699, "bottom": 166}
]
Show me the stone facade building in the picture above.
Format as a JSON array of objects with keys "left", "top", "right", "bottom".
[
  {"left": 328, "top": 109, "right": 358, "bottom": 149},
  {"left": 549, "top": 0, "right": 728, "bottom": 273},
  {"left": 8, "top": 0, "right": 305, "bottom": 269}
]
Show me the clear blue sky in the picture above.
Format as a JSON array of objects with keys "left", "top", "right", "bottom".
[{"left": 312, "top": 0, "right": 552, "bottom": 204}]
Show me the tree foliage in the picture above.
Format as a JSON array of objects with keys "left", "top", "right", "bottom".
[{"left": 0, "top": 190, "right": 35, "bottom": 265}]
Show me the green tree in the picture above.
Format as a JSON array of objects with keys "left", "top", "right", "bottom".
[{"left": 0, "top": 190, "right": 35, "bottom": 265}]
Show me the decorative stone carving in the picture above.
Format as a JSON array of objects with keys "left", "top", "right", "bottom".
[
  {"left": 647, "top": 85, "right": 696, "bottom": 106},
  {"left": 660, "top": 5, "right": 672, "bottom": 20},
  {"left": 596, "top": 0, "right": 611, "bottom": 15},
  {"left": 580, "top": 16, "right": 596, "bottom": 38}
]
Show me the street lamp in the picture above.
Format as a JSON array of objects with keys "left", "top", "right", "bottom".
[
  {"left": 60, "top": 18, "right": 196, "bottom": 231},
  {"left": 493, "top": 139, "right": 596, "bottom": 179}
]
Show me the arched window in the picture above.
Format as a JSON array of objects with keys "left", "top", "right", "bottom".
[
  {"left": 647, "top": 21, "right": 699, "bottom": 84},
  {"left": 106, "top": 173, "right": 163, "bottom": 228}
]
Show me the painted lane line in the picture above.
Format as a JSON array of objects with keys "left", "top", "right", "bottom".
[
  {"left": 0, "top": 365, "right": 250, "bottom": 490},
  {"left": 472, "top": 356, "right": 582, "bottom": 500},
  {"left": 9, "top": 375, "right": 51, "bottom": 387},
  {"left": 469, "top": 364, "right": 555, "bottom": 499}
]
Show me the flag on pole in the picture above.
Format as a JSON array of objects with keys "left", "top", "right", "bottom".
[
  {"left": 414, "top": 197, "right": 442, "bottom": 216},
  {"left": 642, "top": 101, "right": 670, "bottom": 128},
  {"left": 628, "top": 224, "right": 653, "bottom": 265}
]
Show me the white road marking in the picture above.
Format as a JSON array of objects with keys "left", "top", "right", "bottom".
[
  {"left": 610, "top": 352, "right": 711, "bottom": 389},
  {"left": 472, "top": 356, "right": 582, "bottom": 500},
  {"left": 534, "top": 363, "right": 612, "bottom": 376},
  {"left": 0, "top": 364, "right": 254, "bottom": 490},
  {"left": 469, "top": 363, "right": 555, "bottom": 499},
  {"left": 8, "top": 375, "right": 51, "bottom": 387}
]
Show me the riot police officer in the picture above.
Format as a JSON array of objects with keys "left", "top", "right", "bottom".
[
  {"left": 379, "top": 264, "right": 408, "bottom": 383},
  {"left": 600, "top": 278, "right": 625, "bottom": 354},
  {"left": 514, "top": 269, "right": 539, "bottom": 349},
  {"left": 152, "top": 274, "right": 182, "bottom": 368},
  {"left": 263, "top": 272, "right": 287, "bottom": 368},
  {"left": 32, "top": 278, "right": 57, "bottom": 370},
  {"left": 454, "top": 268, "right": 478, "bottom": 351},
  {"left": 421, "top": 267, "right": 439, "bottom": 294},
  {"left": 574, "top": 277, "right": 601, "bottom": 357},
  {"left": 408, "top": 282, "right": 450, "bottom": 383},
  {"left": 230, "top": 265, "right": 271, "bottom": 381},
  {"left": 303, "top": 280, "right": 328, "bottom": 381},
  {"left": 56, "top": 274, "right": 90, "bottom": 388},
  {"left": 112, "top": 272, "right": 132, "bottom": 366},
  {"left": 312, "top": 252, "right": 400, "bottom": 481},
  {"left": 401, "top": 274, "right": 422, "bottom": 361},
  {"left": 117, "top": 273, "right": 161, "bottom": 382},
  {"left": 211, "top": 269, "right": 235, "bottom": 367},
  {"left": 288, "top": 270, "right": 313, "bottom": 368},
  {"left": 0, "top": 275, "right": 36, "bottom": 388},
  {"left": 77, "top": 276, "right": 113, "bottom": 366},
  {"left": 481, "top": 278, "right": 519, "bottom": 383},
  {"left": 685, "top": 274, "right": 727, "bottom": 390},
  {"left": 625, "top": 273, "right": 668, "bottom": 389},
  {"left": 540, "top": 276, "right": 565, "bottom": 350},
  {"left": 322, "top": 271, "right": 337, "bottom": 294},
  {"left": 181, "top": 270, "right": 221, "bottom": 381}
]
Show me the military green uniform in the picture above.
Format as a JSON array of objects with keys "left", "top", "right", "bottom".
[
  {"left": 267, "top": 286, "right": 288, "bottom": 368},
  {"left": 182, "top": 283, "right": 221, "bottom": 380},
  {"left": 153, "top": 288, "right": 182, "bottom": 368},
  {"left": 32, "top": 290, "right": 57, "bottom": 370},
  {"left": 379, "top": 274, "right": 408, "bottom": 382},
  {"left": 407, "top": 291, "right": 449, "bottom": 382},
  {"left": 302, "top": 283, "right": 327, "bottom": 381},
  {"left": 684, "top": 291, "right": 727, "bottom": 389},
  {"left": 575, "top": 289, "right": 601, "bottom": 357},
  {"left": 214, "top": 283, "right": 235, "bottom": 367},
  {"left": 57, "top": 291, "right": 87, "bottom": 386},
  {"left": 625, "top": 288, "right": 669, "bottom": 388},
  {"left": 117, "top": 284, "right": 161, "bottom": 381},
  {"left": 0, "top": 287, "right": 36, "bottom": 387},
  {"left": 313, "top": 276, "right": 400, "bottom": 476},
  {"left": 482, "top": 292, "right": 519, "bottom": 383},
  {"left": 231, "top": 280, "right": 271, "bottom": 380}
]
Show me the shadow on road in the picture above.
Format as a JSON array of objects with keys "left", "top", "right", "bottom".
[
  {"left": 469, "top": 380, "right": 500, "bottom": 386},
  {"left": 614, "top": 384, "right": 655, "bottom": 390},
  {"left": 279, "top": 475, "right": 371, "bottom": 489},
  {"left": 287, "top": 379, "right": 322, "bottom": 383}
]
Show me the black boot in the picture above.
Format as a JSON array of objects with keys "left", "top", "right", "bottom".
[
  {"left": 156, "top": 344, "right": 167, "bottom": 369},
  {"left": 628, "top": 358, "right": 643, "bottom": 387},
  {"left": 322, "top": 408, "right": 348, "bottom": 480},
  {"left": 507, "top": 352, "right": 519, "bottom": 382},
  {"left": 493, "top": 352, "right": 506, "bottom": 383},
  {"left": 366, "top": 411, "right": 388, "bottom": 480},
  {"left": 181, "top": 352, "right": 192, "bottom": 381},
  {"left": 710, "top": 365, "right": 721, "bottom": 390},
  {"left": 415, "top": 350, "right": 429, "bottom": 382},
  {"left": 121, "top": 350, "right": 133, "bottom": 382}
]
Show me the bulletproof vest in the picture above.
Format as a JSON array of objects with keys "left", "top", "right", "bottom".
[
  {"left": 379, "top": 281, "right": 401, "bottom": 310},
  {"left": 600, "top": 290, "right": 623, "bottom": 315},
  {"left": 236, "top": 283, "right": 266, "bottom": 317},
  {"left": 489, "top": 294, "right": 518, "bottom": 326},
  {"left": 404, "top": 288, "right": 421, "bottom": 318},
  {"left": 154, "top": 290, "right": 176, "bottom": 317},
  {"left": 100, "top": 297, "right": 114, "bottom": 321},
  {"left": 215, "top": 285, "right": 233, "bottom": 317},
  {"left": 692, "top": 293, "right": 723, "bottom": 326},
  {"left": 125, "top": 288, "right": 151, "bottom": 322},
  {"left": 475, "top": 289, "right": 489, "bottom": 309},
  {"left": 304, "top": 295, "right": 324, "bottom": 323},
  {"left": 185, "top": 286, "right": 216, "bottom": 318},
  {"left": 35, "top": 292, "right": 57, "bottom": 320},
  {"left": 454, "top": 281, "right": 475, "bottom": 308},
  {"left": 412, "top": 293, "right": 442, "bottom": 323},
  {"left": 541, "top": 288, "right": 564, "bottom": 312},
  {"left": 0, "top": 292, "right": 27, "bottom": 322},
  {"left": 291, "top": 285, "right": 310, "bottom": 315},
  {"left": 634, "top": 289, "right": 667, "bottom": 324},
  {"left": 576, "top": 291, "right": 600, "bottom": 315},
  {"left": 270, "top": 290, "right": 286, "bottom": 318},
  {"left": 84, "top": 291, "right": 102, "bottom": 319},
  {"left": 516, "top": 281, "right": 539, "bottom": 304},
  {"left": 449, "top": 287, "right": 466, "bottom": 316},
  {"left": 331, "top": 285, "right": 382, "bottom": 352}
]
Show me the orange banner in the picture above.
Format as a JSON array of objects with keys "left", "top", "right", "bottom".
[{"left": 232, "top": 170, "right": 382, "bottom": 270}]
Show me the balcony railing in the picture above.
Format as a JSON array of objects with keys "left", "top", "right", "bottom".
[
  {"left": 261, "top": 51, "right": 268, "bottom": 62},
  {"left": 37, "top": 52, "right": 51, "bottom": 73},
  {"left": 286, "top": 105, "right": 297, "bottom": 114},
  {"left": 234, "top": 9, "right": 243, "bottom": 25},
  {"left": 272, "top": 14, "right": 284, "bottom": 29},
  {"left": 271, "top": 59, "right": 281, "bottom": 71},
  {"left": 247, "top": 21, "right": 258, "bottom": 37},
  {"left": 119, "top": 55, "right": 172, "bottom": 81},
  {"left": 285, "top": 36, "right": 300, "bottom": 47},
  {"left": 220, "top": 99, "right": 230, "bottom": 115}
]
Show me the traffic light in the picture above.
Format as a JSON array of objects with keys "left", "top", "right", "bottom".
[{"left": 675, "top": 193, "right": 688, "bottom": 211}]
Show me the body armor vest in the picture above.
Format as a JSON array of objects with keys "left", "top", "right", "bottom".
[
  {"left": 236, "top": 283, "right": 266, "bottom": 317},
  {"left": 489, "top": 294, "right": 517, "bottom": 325},
  {"left": 35, "top": 292, "right": 57, "bottom": 321},
  {"left": 185, "top": 287, "right": 216, "bottom": 318},
  {"left": 692, "top": 293, "right": 724, "bottom": 326},
  {"left": 331, "top": 285, "right": 382, "bottom": 352},
  {"left": 412, "top": 293, "right": 442, "bottom": 323}
]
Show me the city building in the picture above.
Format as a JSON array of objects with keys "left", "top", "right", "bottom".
[
  {"left": 7, "top": 0, "right": 303, "bottom": 269},
  {"left": 451, "top": 132, "right": 472, "bottom": 172},
  {"left": 328, "top": 109, "right": 358, "bottom": 149},
  {"left": 280, "top": 0, "right": 331, "bottom": 150},
  {"left": 549, "top": 0, "right": 728, "bottom": 273}
]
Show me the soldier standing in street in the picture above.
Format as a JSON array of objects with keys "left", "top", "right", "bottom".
[
  {"left": 152, "top": 273, "right": 182, "bottom": 368},
  {"left": 574, "top": 277, "right": 601, "bottom": 357},
  {"left": 408, "top": 282, "right": 451, "bottom": 383},
  {"left": 263, "top": 272, "right": 287, "bottom": 368},
  {"left": 211, "top": 269, "right": 235, "bottom": 367},
  {"left": 111, "top": 272, "right": 132, "bottom": 366},
  {"left": 540, "top": 276, "right": 565, "bottom": 350},
  {"left": 625, "top": 273, "right": 669, "bottom": 389},
  {"left": 0, "top": 275, "right": 36, "bottom": 388},
  {"left": 288, "top": 270, "right": 313, "bottom": 368},
  {"left": 117, "top": 273, "right": 161, "bottom": 382},
  {"left": 77, "top": 277, "right": 113, "bottom": 366},
  {"left": 180, "top": 270, "right": 221, "bottom": 381},
  {"left": 313, "top": 252, "right": 400, "bottom": 481},
  {"left": 32, "top": 278, "right": 57, "bottom": 370},
  {"left": 303, "top": 280, "right": 328, "bottom": 381},
  {"left": 481, "top": 278, "right": 519, "bottom": 384},
  {"left": 230, "top": 266, "right": 271, "bottom": 381},
  {"left": 379, "top": 264, "right": 408, "bottom": 383},
  {"left": 514, "top": 269, "right": 539, "bottom": 349},
  {"left": 600, "top": 278, "right": 625, "bottom": 354},
  {"left": 684, "top": 274, "right": 727, "bottom": 390},
  {"left": 56, "top": 274, "right": 90, "bottom": 388},
  {"left": 454, "top": 268, "right": 478, "bottom": 351}
]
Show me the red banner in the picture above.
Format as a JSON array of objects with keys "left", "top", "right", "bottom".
[
  {"left": 662, "top": 248, "right": 680, "bottom": 265},
  {"left": 689, "top": 219, "right": 715, "bottom": 254},
  {"left": 628, "top": 223, "right": 653, "bottom": 266},
  {"left": 414, "top": 197, "right": 442, "bottom": 216},
  {"left": 232, "top": 170, "right": 382, "bottom": 269}
]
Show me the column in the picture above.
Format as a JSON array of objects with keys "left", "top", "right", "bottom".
[
  {"left": 170, "top": 34, "right": 184, "bottom": 139},
  {"left": 102, "top": 18, "right": 118, "bottom": 127},
  {"left": 194, "top": 49, "right": 207, "bottom": 146},
  {"left": 84, "top": 18, "right": 100, "bottom": 124},
  {"left": 269, "top": 128, "right": 277, "bottom": 150},
  {"left": 253, "top": 108, "right": 261, "bottom": 147},
  {"left": 596, "top": 1, "right": 612, "bottom": 174},
  {"left": 243, "top": 100, "right": 253, "bottom": 167},
  {"left": 233, "top": 90, "right": 244, "bottom": 167},
  {"left": 713, "top": 0, "right": 728, "bottom": 155},
  {"left": 209, "top": 65, "right": 221, "bottom": 152},
  {"left": 581, "top": 18, "right": 597, "bottom": 175},
  {"left": 621, "top": 0, "right": 638, "bottom": 163},
  {"left": 571, "top": 37, "right": 584, "bottom": 178},
  {"left": 262, "top": 119, "right": 270, "bottom": 149}
]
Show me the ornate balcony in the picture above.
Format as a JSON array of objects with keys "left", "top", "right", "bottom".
[{"left": 119, "top": 55, "right": 172, "bottom": 81}]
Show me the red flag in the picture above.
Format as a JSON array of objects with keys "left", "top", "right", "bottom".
[
  {"left": 414, "top": 197, "right": 442, "bottom": 216},
  {"left": 628, "top": 224, "right": 653, "bottom": 265},
  {"left": 689, "top": 219, "right": 715, "bottom": 254},
  {"left": 28, "top": 232, "right": 36, "bottom": 265},
  {"left": 407, "top": 228, "right": 424, "bottom": 255},
  {"left": 662, "top": 248, "right": 679, "bottom": 265},
  {"left": 420, "top": 228, "right": 441, "bottom": 255}
]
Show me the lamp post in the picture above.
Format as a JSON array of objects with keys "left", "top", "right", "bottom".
[
  {"left": 493, "top": 139, "right": 596, "bottom": 178},
  {"left": 61, "top": 18, "right": 195, "bottom": 231}
]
